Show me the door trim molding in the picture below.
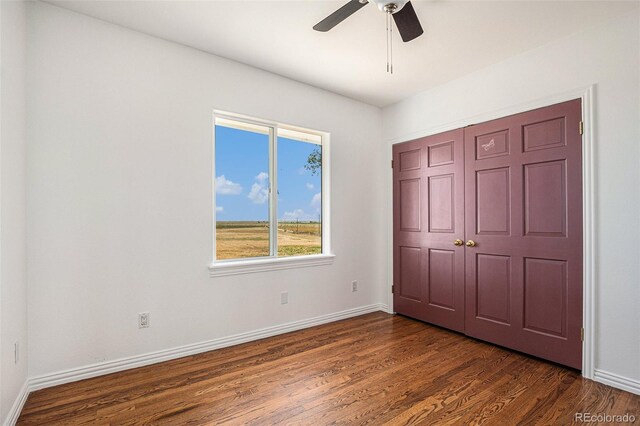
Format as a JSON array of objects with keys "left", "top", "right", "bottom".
[{"left": 386, "top": 85, "right": 596, "bottom": 379}]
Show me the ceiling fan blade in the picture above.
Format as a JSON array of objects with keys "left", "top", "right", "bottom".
[
  {"left": 392, "top": 2, "right": 424, "bottom": 42},
  {"left": 313, "top": 0, "right": 368, "bottom": 32}
]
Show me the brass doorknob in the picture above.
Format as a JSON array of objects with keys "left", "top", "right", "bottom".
[
  {"left": 466, "top": 240, "right": 477, "bottom": 247},
  {"left": 453, "top": 239, "right": 464, "bottom": 246}
]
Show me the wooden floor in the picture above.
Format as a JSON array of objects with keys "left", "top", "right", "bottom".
[{"left": 18, "top": 313, "right": 639, "bottom": 425}]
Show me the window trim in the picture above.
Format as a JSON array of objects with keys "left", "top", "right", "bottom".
[
  {"left": 209, "top": 253, "right": 336, "bottom": 277},
  {"left": 209, "top": 110, "right": 333, "bottom": 276}
]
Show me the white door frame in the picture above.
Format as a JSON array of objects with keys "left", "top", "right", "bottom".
[{"left": 385, "top": 85, "right": 596, "bottom": 379}]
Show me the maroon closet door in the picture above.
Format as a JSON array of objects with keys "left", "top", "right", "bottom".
[
  {"left": 393, "top": 129, "right": 465, "bottom": 332},
  {"left": 464, "top": 99, "right": 583, "bottom": 369}
]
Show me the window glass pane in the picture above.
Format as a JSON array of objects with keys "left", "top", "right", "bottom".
[
  {"left": 277, "top": 133, "right": 322, "bottom": 257},
  {"left": 215, "top": 122, "right": 271, "bottom": 260}
]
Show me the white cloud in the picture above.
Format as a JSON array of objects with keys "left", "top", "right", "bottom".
[
  {"left": 215, "top": 175, "right": 242, "bottom": 195},
  {"left": 306, "top": 183, "right": 315, "bottom": 190},
  {"left": 248, "top": 183, "right": 268, "bottom": 204},
  {"left": 248, "top": 171, "right": 269, "bottom": 204},
  {"left": 311, "top": 192, "right": 321, "bottom": 209},
  {"left": 216, "top": 206, "right": 224, "bottom": 213},
  {"left": 282, "top": 209, "right": 316, "bottom": 222},
  {"left": 255, "top": 172, "right": 269, "bottom": 183}
]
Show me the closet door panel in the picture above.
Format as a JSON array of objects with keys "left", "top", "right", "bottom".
[
  {"left": 393, "top": 129, "right": 465, "bottom": 332},
  {"left": 464, "top": 99, "right": 583, "bottom": 369}
]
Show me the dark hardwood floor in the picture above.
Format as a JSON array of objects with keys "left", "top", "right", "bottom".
[{"left": 18, "top": 312, "right": 640, "bottom": 425}]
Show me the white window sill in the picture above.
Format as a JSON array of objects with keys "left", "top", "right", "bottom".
[{"left": 209, "top": 254, "right": 335, "bottom": 277}]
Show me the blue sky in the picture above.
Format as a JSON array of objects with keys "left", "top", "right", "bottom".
[{"left": 215, "top": 126, "right": 321, "bottom": 222}]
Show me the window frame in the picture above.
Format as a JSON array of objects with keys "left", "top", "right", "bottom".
[{"left": 209, "top": 110, "right": 334, "bottom": 277}]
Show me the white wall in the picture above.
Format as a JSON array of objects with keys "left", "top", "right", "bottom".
[
  {"left": 1, "top": 0, "right": 28, "bottom": 421},
  {"left": 383, "top": 11, "right": 640, "bottom": 383},
  {"left": 26, "top": 1, "right": 386, "bottom": 378},
  {"left": 21, "top": 0, "right": 640, "bottom": 400}
]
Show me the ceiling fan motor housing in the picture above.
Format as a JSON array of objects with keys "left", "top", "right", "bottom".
[{"left": 366, "top": 0, "right": 409, "bottom": 13}]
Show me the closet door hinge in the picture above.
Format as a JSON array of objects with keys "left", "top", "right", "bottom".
[
  {"left": 391, "top": 285, "right": 395, "bottom": 294},
  {"left": 391, "top": 159, "right": 394, "bottom": 169},
  {"left": 581, "top": 327, "right": 585, "bottom": 341},
  {"left": 579, "top": 121, "right": 584, "bottom": 135}
]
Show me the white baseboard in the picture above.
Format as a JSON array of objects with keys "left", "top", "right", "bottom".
[
  {"left": 29, "top": 304, "right": 387, "bottom": 392},
  {"left": 593, "top": 369, "right": 640, "bottom": 396},
  {"left": 378, "top": 304, "right": 393, "bottom": 314},
  {"left": 3, "top": 381, "right": 29, "bottom": 426}
]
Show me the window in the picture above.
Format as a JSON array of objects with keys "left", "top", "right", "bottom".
[{"left": 211, "top": 113, "right": 332, "bottom": 274}]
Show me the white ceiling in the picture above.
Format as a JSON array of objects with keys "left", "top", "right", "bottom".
[{"left": 47, "top": 0, "right": 637, "bottom": 107}]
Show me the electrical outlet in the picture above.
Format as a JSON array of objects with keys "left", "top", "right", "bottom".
[
  {"left": 14, "top": 342, "right": 19, "bottom": 364},
  {"left": 138, "top": 312, "right": 150, "bottom": 328},
  {"left": 281, "top": 291, "right": 289, "bottom": 305},
  {"left": 352, "top": 280, "right": 358, "bottom": 292}
]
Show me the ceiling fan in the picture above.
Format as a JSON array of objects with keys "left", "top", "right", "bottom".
[{"left": 313, "top": 0, "right": 424, "bottom": 73}]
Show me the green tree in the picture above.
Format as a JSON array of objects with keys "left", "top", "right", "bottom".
[{"left": 304, "top": 147, "right": 321, "bottom": 176}]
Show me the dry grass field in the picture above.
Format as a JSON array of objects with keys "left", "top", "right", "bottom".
[{"left": 216, "top": 221, "right": 321, "bottom": 260}]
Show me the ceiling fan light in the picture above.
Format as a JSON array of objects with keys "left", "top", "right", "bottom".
[{"left": 368, "top": 0, "right": 409, "bottom": 13}]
